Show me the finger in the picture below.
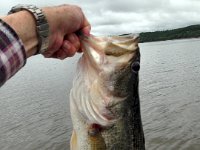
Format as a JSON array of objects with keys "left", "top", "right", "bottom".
[
  {"left": 47, "top": 48, "right": 68, "bottom": 60},
  {"left": 81, "top": 15, "right": 91, "bottom": 36},
  {"left": 77, "top": 42, "right": 84, "bottom": 53},
  {"left": 55, "top": 49, "right": 68, "bottom": 60},
  {"left": 43, "top": 51, "right": 54, "bottom": 58},
  {"left": 77, "top": 49, "right": 82, "bottom": 53},
  {"left": 62, "top": 40, "right": 71, "bottom": 53},
  {"left": 62, "top": 42, "right": 77, "bottom": 57},
  {"left": 81, "top": 26, "right": 91, "bottom": 36},
  {"left": 48, "top": 41, "right": 77, "bottom": 59},
  {"left": 65, "top": 33, "right": 81, "bottom": 50}
]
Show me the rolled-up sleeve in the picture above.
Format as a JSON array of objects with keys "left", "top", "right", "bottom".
[{"left": 0, "top": 19, "right": 26, "bottom": 87}]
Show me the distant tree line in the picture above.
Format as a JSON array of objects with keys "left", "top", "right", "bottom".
[{"left": 139, "top": 25, "right": 200, "bottom": 43}]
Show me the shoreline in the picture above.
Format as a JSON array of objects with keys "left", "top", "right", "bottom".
[{"left": 139, "top": 37, "right": 200, "bottom": 44}]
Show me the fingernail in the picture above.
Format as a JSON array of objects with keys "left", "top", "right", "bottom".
[{"left": 82, "top": 27, "right": 91, "bottom": 36}]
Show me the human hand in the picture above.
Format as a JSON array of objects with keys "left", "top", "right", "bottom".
[{"left": 42, "top": 4, "right": 91, "bottom": 59}]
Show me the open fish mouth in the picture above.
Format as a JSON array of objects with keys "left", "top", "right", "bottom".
[{"left": 80, "top": 34, "right": 139, "bottom": 68}]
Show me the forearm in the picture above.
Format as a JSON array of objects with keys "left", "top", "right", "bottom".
[
  {"left": 1, "top": 10, "right": 38, "bottom": 57},
  {"left": 0, "top": 19, "right": 26, "bottom": 87}
]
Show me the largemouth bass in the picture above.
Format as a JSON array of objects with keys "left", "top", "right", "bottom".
[{"left": 70, "top": 34, "right": 145, "bottom": 150}]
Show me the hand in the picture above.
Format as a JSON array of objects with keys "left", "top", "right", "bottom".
[{"left": 42, "top": 4, "right": 91, "bottom": 59}]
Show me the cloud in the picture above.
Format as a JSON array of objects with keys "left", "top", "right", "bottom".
[
  {"left": 80, "top": 0, "right": 200, "bottom": 35},
  {"left": 1, "top": 0, "right": 200, "bottom": 35}
]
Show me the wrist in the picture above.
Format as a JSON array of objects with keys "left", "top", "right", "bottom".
[
  {"left": 2, "top": 10, "right": 38, "bottom": 57},
  {"left": 8, "top": 5, "right": 50, "bottom": 56}
]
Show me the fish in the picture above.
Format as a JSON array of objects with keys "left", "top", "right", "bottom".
[{"left": 69, "top": 34, "right": 145, "bottom": 150}]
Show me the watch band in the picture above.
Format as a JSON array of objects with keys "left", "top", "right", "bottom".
[{"left": 8, "top": 4, "right": 50, "bottom": 54}]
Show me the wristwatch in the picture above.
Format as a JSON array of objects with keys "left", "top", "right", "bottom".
[{"left": 8, "top": 4, "right": 50, "bottom": 54}]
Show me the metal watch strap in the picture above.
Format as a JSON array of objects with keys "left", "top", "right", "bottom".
[{"left": 8, "top": 4, "right": 49, "bottom": 54}]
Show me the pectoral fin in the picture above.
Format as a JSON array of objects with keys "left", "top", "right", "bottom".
[
  {"left": 88, "top": 124, "right": 106, "bottom": 150},
  {"left": 70, "top": 130, "right": 78, "bottom": 150}
]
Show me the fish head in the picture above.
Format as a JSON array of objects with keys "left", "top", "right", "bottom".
[
  {"left": 81, "top": 34, "right": 140, "bottom": 98},
  {"left": 73, "top": 34, "right": 140, "bottom": 126}
]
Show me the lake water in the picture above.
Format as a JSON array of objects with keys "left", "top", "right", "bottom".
[{"left": 0, "top": 38, "right": 200, "bottom": 150}]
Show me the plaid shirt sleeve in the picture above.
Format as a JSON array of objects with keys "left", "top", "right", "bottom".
[{"left": 0, "top": 19, "right": 26, "bottom": 87}]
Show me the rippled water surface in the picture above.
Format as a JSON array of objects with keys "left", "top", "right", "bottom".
[
  {"left": 140, "top": 38, "right": 200, "bottom": 150},
  {"left": 0, "top": 38, "right": 200, "bottom": 150}
]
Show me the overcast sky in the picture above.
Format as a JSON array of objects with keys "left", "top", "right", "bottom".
[{"left": 1, "top": 0, "right": 200, "bottom": 35}]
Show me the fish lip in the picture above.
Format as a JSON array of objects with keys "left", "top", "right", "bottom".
[
  {"left": 80, "top": 33, "right": 139, "bottom": 38},
  {"left": 80, "top": 34, "right": 139, "bottom": 65},
  {"left": 80, "top": 33, "right": 139, "bottom": 43}
]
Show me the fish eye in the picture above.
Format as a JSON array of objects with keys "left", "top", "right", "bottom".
[{"left": 131, "top": 61, "right": 140, "bottom": 72}]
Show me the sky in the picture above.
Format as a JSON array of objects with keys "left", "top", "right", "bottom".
[{"left": 1, "top": 0, "right": 200, "bottom": 35}]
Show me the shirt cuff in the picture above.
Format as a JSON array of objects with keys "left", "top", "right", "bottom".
[{"left": 0, "top": 19, "right": 26, "bottom": 87}]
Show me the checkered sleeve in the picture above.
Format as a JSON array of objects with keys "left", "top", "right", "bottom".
[{"left": 0, "top": 19, "right": 26, "bottom": 87}]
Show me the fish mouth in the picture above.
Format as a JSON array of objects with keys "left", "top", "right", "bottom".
[
  {"left": 80, "top": 34, "right": 139, "bottom": 73},
  {"left": 80, "top": 34, "right": 139, "bottom": 56}
]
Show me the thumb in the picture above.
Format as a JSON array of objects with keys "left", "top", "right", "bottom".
[{"left": 81, "top": 15, "right": 91, "bottom": 36}]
